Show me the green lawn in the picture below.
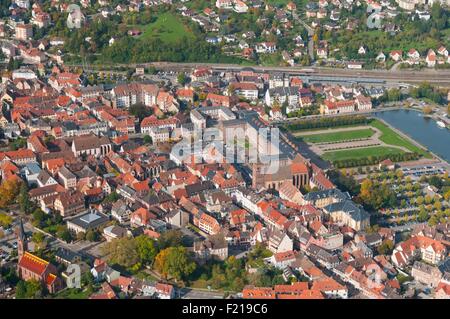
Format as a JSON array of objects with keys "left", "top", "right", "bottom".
[
  {"left": 54, "top": 288, "right": 91, "bottom": 299},
  {"left": 135, "top": 270, "right": 158, "bottom": 282},
  {"left": 140, "top": 12, "right": 194, "bottom": 43},
  {"left": 370, "top": 120, "right": 430, "bottom": 157},
  {"left": 266, "top": 0, "right": 290, "bottom": 6},
  {"left": 260, "top": 53, "right": 284, "bottom": 66},
  {"left": 298, "top": 129, "right": 375, "bottom": 144},
  {"left": 322, "top": 146, "right": 405, "bottom": 161}
]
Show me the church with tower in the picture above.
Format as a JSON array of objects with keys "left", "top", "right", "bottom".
[{"left": 16, "top": 219, "right": 62, "bottom": 294}]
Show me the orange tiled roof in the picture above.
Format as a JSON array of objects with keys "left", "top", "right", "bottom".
[{"left": 18, "top": 252, "right": 49, "bottom": 275}]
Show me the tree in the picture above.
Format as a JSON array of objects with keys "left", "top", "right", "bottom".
[
  {"left": 85, "top": 230, "right": 98, "bottom": 242},
  {"left": 7, "top": 57, "right": 22, "bottom": 71},
  {"left": 434, "top": 201, "right": 442, "bottom": 211},
  {"left": 143, "top": 135, "right": 153, "bottom": 145},
  {"left": 129, "top": 103, "right": 153, "bottom": 122},
  {"left": 377, "top": 239, "right": 394, "bottom": 255},
  {"left": 418, "top": 207, "right": 428, "bottom": 222},
  {"left": 81, "top": 271, "right": 95, "bottom": 291},
  {"left": 444, "top": 190, "right": 450, "bottom": 202},
  {"left": 31, "top": 232, "right": 45, "bottom": 246},
  {"left": 102, "top": 237, "right": 140, "bottom": 269},
  {"left": 15, "top": 280, "right": 43, "bottom": 299},
  {"left": 0, "top": 213, "right": 12, "bottom": 228},
  {"left": 158, "top": 229, "right": 184, "bottom": 249},
  {"left": 416, "top": 196, "right": 424, "bottom": 206},
  {"left": 154, "top": 247, "right": 196, "bottom": 281},
  {"left": 103, "top": 191, "right": 119, "bottom": 203},
  {"left": 135, "top": 235, "right": 158, "bottom": 266},
  {"left": 32, "top": 209, "right": 46, "bottom": 227},
  {"left": 15, "top": 280, "right": 27, "bottom": 299},
  {"left": 18, "top": 182, "right": 33, "bottom": 214},
  {"left": 177, "top": 73, "right": 188, "bottom": 86},
  {"left": 0, "top": 179, "right": 21, "bottom": 208},
  {"left": 428, "top": 215, "right": 439, "bottom": 226}
]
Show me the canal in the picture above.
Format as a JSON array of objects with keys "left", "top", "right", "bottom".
[{"left": 372, "top": 109, "right": 450, "bottom": 163}]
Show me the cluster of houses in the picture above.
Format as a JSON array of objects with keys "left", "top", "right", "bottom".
[
  {"left": 3, "top": 58, "right": 447, "bottom": 298},
  {"left": 176, "top": 1, "right": 308, "bottom": 63},
  {"left": 0, "top": 1, "right": 448, "bottom": 300},
  {"left": 4, "top": 0, "right": 446, "bottom": 70},
  {"left": 388, "top": 46, "right": 450, "bottom": 68},
  {"left": 243, "top": 221, "right": 450, "bottom": 299},
  {"left": 0, "top": 56, "right": 394, "bottom": 299}
]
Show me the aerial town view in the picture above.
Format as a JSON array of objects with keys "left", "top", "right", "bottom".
[{"left": 0, "top": 0, "right": 450, "bottom": 304}]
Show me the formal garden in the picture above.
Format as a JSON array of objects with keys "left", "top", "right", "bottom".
[{"left": 285, "top": 116, "right": 430, "bottom": 168}]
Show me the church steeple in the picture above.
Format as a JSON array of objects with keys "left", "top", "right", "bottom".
[{"left": 16, "top": 218, "right": 27, "bottom": 259}]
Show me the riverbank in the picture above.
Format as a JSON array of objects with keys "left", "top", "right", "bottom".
[{"left": 371, "top": 109, "right": 450, "bottom": 164}]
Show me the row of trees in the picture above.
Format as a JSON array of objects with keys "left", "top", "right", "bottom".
[
  {"left": 333, "top": 152, "right": 420, "bottom": 168},
  {"left": 286, "top": 115, "right": 370, "bottom": 131}
]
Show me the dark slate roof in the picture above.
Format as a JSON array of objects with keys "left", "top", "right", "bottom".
[
  {"left": 185, "top": 181, "right": 215, "bottom": 197},
  {"left": 324, "top": 200, "right": 370, "bottom": 222},
  {"left": 55, "top": 247, "right": 80, "bottom": 263},
  {"left": 68, "top": 211, "right": 109, "bottom": 230}
]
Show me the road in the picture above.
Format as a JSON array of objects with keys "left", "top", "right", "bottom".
[
  {"left": 66, "top": 61, "right": 450, "bottom": 86},
  {"left": 389, "top": 222, "right": 427, "bottom": 232},
  {"left": 179, "top": 287, "right": 224, "bottom": 299},
  {"left": 292, "top": 11, "right": 314, "bottom": 61}
]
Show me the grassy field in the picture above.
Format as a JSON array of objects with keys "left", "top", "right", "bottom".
[
  {"left": 370, "top": 120, "right": 430, "bottom": 157},
  {"left": 260, "top": 53, "right": 284, "bottom": 66},
  {"left": 140, "top": 12, "right": 194, "bottom": 43},
  {"left": 297, "top": 129, "right": 375, "bottom": 144},
  {"left": 266, "top": 0, "right": 290, "bottom": 6},
  {"left": 54, "top": 288, "right": 92, "bottom": 299},
  {"left": 322, "top": 146, "right": 405, "bottom": 161}
]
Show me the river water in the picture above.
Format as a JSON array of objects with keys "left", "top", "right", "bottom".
[{"left": 372, "top": 109, "right": 450, "bottom": 163}]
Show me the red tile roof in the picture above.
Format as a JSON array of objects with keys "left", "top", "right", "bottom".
[{"left": 18, "top": 252, "right": 49, "bottom": 275}]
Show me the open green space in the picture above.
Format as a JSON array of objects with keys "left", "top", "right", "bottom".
[
  {"left": 297, "top": 129, "right": 375, "bottom": 144},
  {"left": 322, "top": 146, "right": 406, "bottom": 162},
  {"left": 370, "top": 120, "right": 430, "bottom": 157},
  {"left": 140, "top": 12, "right": 194, "bottom": 43},
  {"left": 260, "top": 53, "right": 284, "bottom": 66},
  {"left": 266, "top": 0, "right": 290, "bottom": 6},
  {"left": 54, "top": 288, "right": 92, "bottom": 299}
]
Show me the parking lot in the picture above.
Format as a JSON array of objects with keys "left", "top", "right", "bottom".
[{"left": 0, "top": 237, "right": 17, "bottom": 265}]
